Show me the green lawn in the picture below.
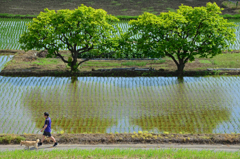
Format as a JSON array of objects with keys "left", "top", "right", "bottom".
[
  {"left": 208, "top": 53, "right": 240, "bottom": 68},
  {"left": 122, "top": 61, "right": 148, "bottom": 67},
  {"left": 28, "top": 53, "right": 240, "bottom": 69},
  {"left": 2, "top": 51, "right": 240, "bottom": 73},
  {"left": 31, "top": 58, "right": 59, "bottom": 66},
  {"left": 0, "top": 149, "right": 239, "bottom": 159},
  {"left": 199, "top": 60, "right": 212, "bottom": 64}
]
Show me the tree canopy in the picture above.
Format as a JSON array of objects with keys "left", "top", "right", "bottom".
[
  {"left": 125, "top": 2, "right": 237, "bottom": 76},
  {"left": 19, "top": 4, "right": 121, "bottom": 72}
]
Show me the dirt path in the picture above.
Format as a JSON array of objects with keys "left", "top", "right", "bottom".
[{"left": 1, "top": 144, "right": 240, "bottom": 152}]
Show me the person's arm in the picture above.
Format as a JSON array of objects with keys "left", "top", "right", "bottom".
[
  {"left": 41, "top": 119, "right": 49, "bottom": 132},
  {"left": 41, "top": 125, "right": 47, "bottom": 132}
]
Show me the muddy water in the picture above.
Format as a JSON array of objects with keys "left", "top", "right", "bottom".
[{"left": 0, "top": 55, "right": 240, "bottom": 134}]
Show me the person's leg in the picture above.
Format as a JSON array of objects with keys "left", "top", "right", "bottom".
[
  {"left": 50, "top": 136, "right": 56, "bottom": 143},
  {"left": 38, "top": 135, "right": 45, "bottom": 147},
  {"left": 48, "top": 132, "right": 58, "bottom": 147}
]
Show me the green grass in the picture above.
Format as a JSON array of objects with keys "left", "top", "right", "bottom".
[
  {"left": 142, "top": 7, "right": 155, "bottom": 13},
  {"left": 222, "top": 1, "right": 240, "bottom": 9},
  {"left": 0, "top": 149, "right": 239, "bottom": 159},
  {"left": 199, "top": 60, "right": 212, "bottom": 64},
  {"left": 151, "top": 59, "right": 166, "bottom": 64},
  {"left": 0, "top": 13, "right": 37, "bottom": 18},
  {"left": 166, "top": 7, "right": 176, "bottom": 12},
  {"left": 111, "top": 0, "right": 121, "bottom": 6},
  {"left": 83, "top": 61, "right": 148, "bottom": 67},
  {"left": 31, "top": 58, "right": 59, "bottom": 66},
  {"left": 122, "top": 61, "right": 148, "bottom": 66},
  {"left": 83, "top": 61, "right": 121, "bottom": 67},
  {"left": 120, "top": 9, "right": 128, "bottom": 12},
  {"left": 87, "top": 1, "right": 95, "bottom": 5},
  {"left": 209, "top": 53, "right": 240, "bottom": 68},
  {"left": 0, "top": 135, "right": 25, "bottom": 144}
]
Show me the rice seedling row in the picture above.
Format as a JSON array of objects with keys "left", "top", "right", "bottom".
[{"left": 1, "top": 18, "right": 240, "bottom": 51}]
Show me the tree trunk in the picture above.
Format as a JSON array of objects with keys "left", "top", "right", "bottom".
[
  {"left": 177, "top": 76, "right": 184, "bottom": 82},
  {"left": 70, "top": 52, "right": 78, "bottom": 72},
  {"left": 70, "top": 60, "right": 77, "bottom": 72},
  {"left": 177, "top": 62, "right": 185, "bottom": 77}
]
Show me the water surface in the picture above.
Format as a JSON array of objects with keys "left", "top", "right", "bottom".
[{"left": 0, "top": 55, "right": 240, "bottom": 134}]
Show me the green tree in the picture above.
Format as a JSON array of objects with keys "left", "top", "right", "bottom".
[
  {"left": 19, "top": 4, "right": 121, "bottom": 72},
  {"left": 125, "top": 2, "right": 236, "bottom": 76}
]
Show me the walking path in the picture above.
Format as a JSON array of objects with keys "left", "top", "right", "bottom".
[{"left": 0, "top": 144, "right": 240, "bottom": 152}]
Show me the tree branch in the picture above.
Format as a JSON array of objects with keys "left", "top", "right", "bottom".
[
  {"left": 184, "top": 56, "right": 190, "bottom": 64},
  {"left": 78, "top": 44, "right": 94, "bottom": 54},
  {"left": 55, "top": 52, "right": 70, "bottom": 63},
  {"left": 76, "top": 46, "right": 88, "bottom": 53},
  {"left": 61, "top": 33, "right": 73, "bottom": 52},
  {"left": 165, "top": 52, "right": 179, "bottom": 66},
  {"left": 77, "top": 58, "right": 90, "bottom": 67},
  {"left": 43, "top": 46, "right": 70, "bottom": 63},
  {"left": 192, "top": 18, "right": 207, "bottom": 45}
]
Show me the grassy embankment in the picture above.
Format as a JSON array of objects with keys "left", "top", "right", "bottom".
[
  {"left": 2, "top": 50, "right": 240, "bottom": 73},
  {"left": 1, "top": 132, "right": 240, "bottom": 145},
  {"left": 0, "top": 149, "right": 240, "bottom": 159},
  {"left": 0, "top": 135, "right": 25, "bottom": 144}
]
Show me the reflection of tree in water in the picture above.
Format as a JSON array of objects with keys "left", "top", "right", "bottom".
[
  {"left": 131, "top": 110, "right": 229, "bottom": 133},
  {"left": 71, "top": 76, "right": 78, "bottom": 83},
  {"left": 25, "top": 79, "right": 117, "bottom": 133},
  {"left": 130, "top": 78, "right": 231, "bottom": 133},
  {"left": 24, "top": 77, "right": 232, "bottom": 133}
]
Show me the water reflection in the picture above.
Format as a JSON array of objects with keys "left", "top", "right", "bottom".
[
  {"left": 23, "top": 77, "right": 234, "bottom": 134},
  {"left": 0, "top": 55, "right": 239, "bottom": 134},
  {"left": 71, "top": 76, "right": 78, "bottom": 83},
  {"left": 24, "top": 80, "right": 117, "bottom": 133}
]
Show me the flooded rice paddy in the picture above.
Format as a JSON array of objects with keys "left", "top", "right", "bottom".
[
  {"left": 0, "top": 55, "right": 240, "bottom": 134},
  {"left": 1, "top": 19, "right": 240, "bottom": 50}
]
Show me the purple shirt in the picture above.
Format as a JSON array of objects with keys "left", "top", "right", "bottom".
[{"left": 44, "top": 117, "right": 51, "bottom": 132}]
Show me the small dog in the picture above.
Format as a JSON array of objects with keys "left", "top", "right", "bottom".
[{"left": 20, "top": 139, "right": 39, "bottom": 150}]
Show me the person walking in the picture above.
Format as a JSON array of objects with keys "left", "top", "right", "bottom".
[{"left": 38, "top": 112, "right": 58, "bottom": 147}]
